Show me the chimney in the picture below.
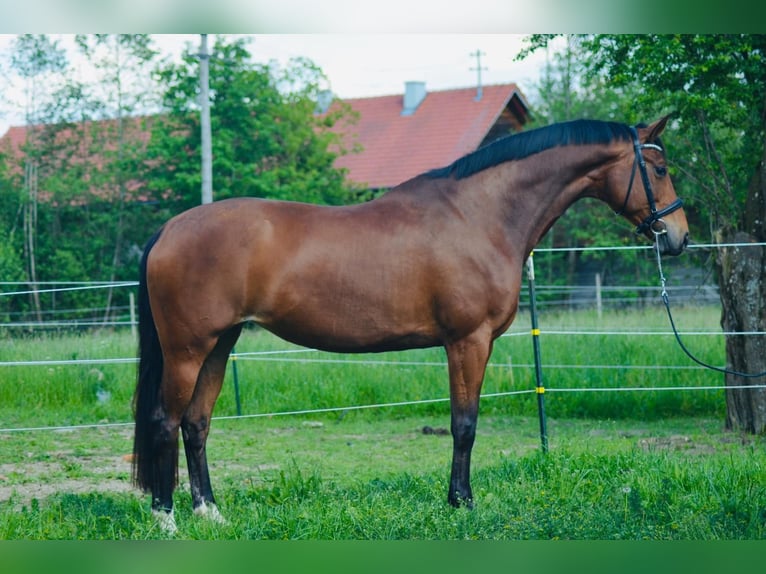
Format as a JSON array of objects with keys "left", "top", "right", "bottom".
[{"left": 401, "top": 81, "right": 426, "bottom": 116}]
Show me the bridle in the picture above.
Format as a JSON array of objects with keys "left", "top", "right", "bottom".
[
  {"left": 622, "top": 126, "right": 766, "bottom": 379},
  {"left": 615, "top": 125, "right": 684, "bottom": 236}
]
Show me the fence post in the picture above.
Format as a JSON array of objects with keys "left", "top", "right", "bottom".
[
  {"left": 595, "top": 272, "right": 603, "bottom": 319},
  {"left": 231, "top": 348, "right": 242, "bottom": 416},
  {"left": 129, "top": 292, "right": 137, "bottom": 340},
  {"left": 526, "top": 252, "right": 549, "bottom": 453}
]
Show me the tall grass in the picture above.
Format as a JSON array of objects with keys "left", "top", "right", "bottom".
[
  {"left": 0, "top": 305, "right": 727, "bottom": 430},
  {"left": 2, "top": 415, "right": 764, "bottom": 539}
]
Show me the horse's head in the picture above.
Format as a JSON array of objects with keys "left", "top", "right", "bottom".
[{"left": 608, "top": 116, "right": 689, "bottom": 256}]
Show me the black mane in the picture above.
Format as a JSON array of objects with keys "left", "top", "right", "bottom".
[{"left": 426, "top": 119, "right": 634, "bottom": 180}]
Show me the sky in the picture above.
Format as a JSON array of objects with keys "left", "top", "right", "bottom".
[{"left": 0, "top": 34, "right": 561, "bottom": 136}]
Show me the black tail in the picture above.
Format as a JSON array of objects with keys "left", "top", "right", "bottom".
[{"left": 132, "top": 228, "right": 172, "bottom": 492}]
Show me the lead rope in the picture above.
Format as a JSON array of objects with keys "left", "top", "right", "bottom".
[{"left": 654, "top": 239, "right": 766, "bottom": 379}]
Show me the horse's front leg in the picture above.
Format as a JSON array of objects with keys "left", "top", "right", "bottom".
[{"left": 445, "top": 328, "right": 493, "bottom": 508}]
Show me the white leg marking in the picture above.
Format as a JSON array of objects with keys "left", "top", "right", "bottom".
[
  {"left": 152, "top": 508, "right": 178, "bottom": 535},
  {"left": 194, "top": 501, "right": 227, "bottom": 525}
]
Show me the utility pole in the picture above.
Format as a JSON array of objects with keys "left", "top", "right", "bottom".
[
  {"left": 469, "top": 49, "right": 487, "bottom": 101},
  {"left": 199, "top": 34, "right": 213, "bottom": 204}
]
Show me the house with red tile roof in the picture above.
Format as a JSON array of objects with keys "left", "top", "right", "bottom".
[
  {"left": 0, "top": 117, "right": 155, "bottom": 203},
  {"left": 0, "top": 82, "right": 530, "bottom": 199},
  {"left": 327, "top": 82, "right": 530, "bottom": 190}
]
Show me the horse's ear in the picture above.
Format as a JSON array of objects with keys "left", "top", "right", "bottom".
[{"left": 645, "top": 114, "right": 672, "bottom": 142}]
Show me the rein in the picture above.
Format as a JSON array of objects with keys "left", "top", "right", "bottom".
[
  {"left": 623, "top": 125, "right": 764, "bottom": 379},
  {"left": 653, "top": 239, "right": 766, "bottom": 379},
  {"left": 616, "top": 126, "right": 684, "bottom": 235}
]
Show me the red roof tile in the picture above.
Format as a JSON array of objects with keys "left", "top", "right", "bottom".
[
  {"left": 0, "top": 125, "right": 28, "bottom": 156},
  {"left": 331, "top": 83, "right": 529, "bottom": 189},
  {"left": 0, "top": 117, "right": 156, "bottom": 203}
]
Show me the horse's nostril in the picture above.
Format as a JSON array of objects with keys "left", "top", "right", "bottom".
[{"left": 683, "top": 233, "right": 689, "bottom": 249}]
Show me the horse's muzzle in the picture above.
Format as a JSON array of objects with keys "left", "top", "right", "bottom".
[{"left": 656, "top": 230, "right": 689, "bottom": 256}]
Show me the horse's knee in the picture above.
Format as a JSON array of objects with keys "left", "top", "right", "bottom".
[{"left": 451, "top": 413, "right": 477, "bottom": 448}]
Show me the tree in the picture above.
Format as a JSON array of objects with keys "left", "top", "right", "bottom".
[
  {"left": 74, "top": 34, "right": 161, "bottom": 320},
  {"left": 0, "top": 35, "right": 355, "bottom": 327},
  {"left": 520, "top": 34, "right": 766, "bottom": 433},
  {"left": 2, "top": 35, "right": 159, "bottom": 326},
  {"left": 527, "top": 36, "right": 669, "bottom": 302},
  {"left": 146, "top": 36, "right": 354, "bottom": 213},
  {"left": 0, "top": 155, "right": 25, "bottom": 323},
  {"left": 9, "top": 34, "right": 70, "bottom": 322}
]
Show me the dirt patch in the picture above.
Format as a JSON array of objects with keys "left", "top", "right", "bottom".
[
  {"left": 635, "top": 428, "right": 758, "bottom": 456},
  {"left": 0, "top": 476, "right": 137, "bottom": 508},
  {"left": 638, "top": 435, "right": 693, "bottom": 451},
  {"left": 0, "top": 450, "right": 136, "bottom": 508},
  {"left": 0, "top": 423, "right": 140, "bottom": 505},
  {"left": 636, "top": 435, "right": 728, "bottom": 456},
  {"left": 421, "top": 426, "right": 449, "bottom": 436}
]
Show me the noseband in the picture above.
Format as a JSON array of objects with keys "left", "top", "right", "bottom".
[{"left": 615, "top": 126, "right": 684, "bottom": 235}]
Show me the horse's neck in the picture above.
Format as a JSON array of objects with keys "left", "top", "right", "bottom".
[{"left": 465, "top": 145, "right": 620, "bottom": 255}]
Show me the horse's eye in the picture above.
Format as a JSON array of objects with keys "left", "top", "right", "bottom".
[{"left": 654, "top": 166, "right": 668, "bottom": 177}]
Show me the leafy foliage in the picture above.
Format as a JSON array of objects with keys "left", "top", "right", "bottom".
[
  {"left": 145, "top": 36, "right": 354, "bottom": 212},
  {"left": 0, "top": 34, "right": 356, "bottom": 326},
  {"left": 521, "top": 34, "right": 766, "bottom": 240},
  {"left": 523, "top": 36, "right": 671, "bottom": 293},
  {"left": 519, "top": 34, "right": 766, "bottom": 433}
]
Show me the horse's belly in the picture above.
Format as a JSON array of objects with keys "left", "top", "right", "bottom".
[
  {"left": 264, "top": 321, "right": 440, "bottom": 354},
  {"left": 254, "top": 293, "right": 441, "bottom": 353}
]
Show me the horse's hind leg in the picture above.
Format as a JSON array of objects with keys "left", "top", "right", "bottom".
[
  {"left": 149, "top": 356, "right": 208, "bottom": 533},
  {"left": 181, "top": 324, "right": 243, "bottom": 523}
]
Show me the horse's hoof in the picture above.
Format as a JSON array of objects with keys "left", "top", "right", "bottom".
[
  {"left": 152, "top": 508, "right": 178, "bottom": 535},
  {"left": 448, "top": 493, "right": 474, "bottom": 509},
  {"left": 194, "top": 502, "right": 228, "bottom": 525}
]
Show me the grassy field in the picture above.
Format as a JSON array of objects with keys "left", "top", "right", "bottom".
[
  {"left": 2, "top": 305, "right": 763, "bottom": 540},
  {"left": 0, "top": 305, "right": 727, "bottom": 429},
  {"left": 1, "top": 415, "right": 764, "bottom": 539}
]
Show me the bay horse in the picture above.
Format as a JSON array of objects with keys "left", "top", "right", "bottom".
[{"left": 133, "top": 116, "right": 688, "bottom": 533}]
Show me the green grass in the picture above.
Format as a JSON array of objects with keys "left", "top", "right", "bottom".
[
  {"left": 1, "top": 415, "right": 764, "bottom": 539},
  {"left": 2, "top": 305, "right": 757, "bottom": 540},
  {"left": 0, "top": 305, "right": 727, "bottom": 429}
]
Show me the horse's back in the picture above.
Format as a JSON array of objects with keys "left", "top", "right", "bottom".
[
  {"left": 146, "top": 194, "right": 519, "bottom": 353},
  {"left": 145, "top": 197, "right": 433, "bottom": 348}
]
